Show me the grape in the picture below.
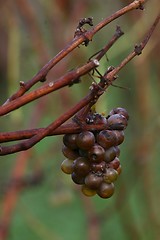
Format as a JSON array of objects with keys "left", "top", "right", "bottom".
[
  {"left": 62, "top": 145, "right": 79, "bottom": 160},
  {"left": 73, "top": 157, "right": 90, "bottom": 176},
  {"left": 107, "top": 114, "right": 128, "bottom": 130},
  {"left": 71, "top": 172, "right": 85, "bottom": 184},
  {"left": 81, "top": 185, "right": 97, "bottom": 197},
  {"left": 63, "top": 133, "right": 78, "bottom": 149},
  {"left": 88, "top": 144, "right": 105, "bottom": 163},
  {"left": 104, "top": 146, "right": 117, "bottom": 163},
  {"left": 76, "top": 131, "right": 95, "bottom": 150},
  {"left": 97, "top": 182, "right": 115, "bottom": 198},
  {"left": 109, "top": 107, "right": 129, "bottom": 120},
  {"left": 61, "top": 159, "right": 74, "bottom": 174},
  {"left": 97, "top": 130, "right": 117, "bottom": 149},
  {"left": 107, "top": 157, "right": 120, "bottom": 170},
  {"left": 103, "top": 168, "right": 118, "bottom": 183},
  {"left": 113, "top": 130, "right": 124, "bottom": 145},
  {"left": 85, "top": 172, "right": 103, "bottom": 189}
]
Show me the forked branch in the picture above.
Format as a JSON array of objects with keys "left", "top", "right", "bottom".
[{"left": 2, "top": 0, "right": 146, "bottom": 103}]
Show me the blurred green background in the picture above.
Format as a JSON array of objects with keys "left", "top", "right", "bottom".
[{"left": 0, "top": 0, "right": 160, "bottom": 239}]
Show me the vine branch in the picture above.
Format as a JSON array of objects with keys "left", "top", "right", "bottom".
[{"left": 2, "top": 0, "right": 146, "bottom": 103}]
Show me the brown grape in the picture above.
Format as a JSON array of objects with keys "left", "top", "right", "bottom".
[
  {"left": 107, "top": 114, "right": 128, "bottom": 130},
  {"left": 63, "top": 134, "right": 78, "bottom": 150},
  {"left": 81, "top": 185, "right": 97, "bottom": 197},
  {"left": 113, "top": 130, "right": 125, "bottom": 145},
  {"left": 71, "top": 172, "right": 85, "bottom": 185},
  {"left": 103, "top": 168, "right": 118, "bottom": 183},
  {"left": 109, "top": 107, "right": 129, "bottom": 120},
  {"left": 76, "top": 131, "right": 95, "bottom": 150},
  {"left": 62, "top": 145, "right": 79, "bottom": 160},
  {"left": 73, "top": 157, "right": 90, "bottom": 176},
  {"left": 107, "top": 157, "right": 120, "bottom": 170},
  {"left": 97, "top": 130, "right": 117, "bottom": 149},
  {"left": 97, "top": 182, "right": 115, "bottom": 198},
  {"left": 88, "top": 144, "right": 105, "bottom": 163},
  {"left": 85, "top": 172, "right": 103, "bottom": 189},
  {"left": 104, "top": 146, "right": 117, "bottom": 163},
  {"left": 61, "top": 159, "right": 74, "bottom": 174}
]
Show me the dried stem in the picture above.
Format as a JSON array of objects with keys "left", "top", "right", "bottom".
[
  {"left": 104, "top": 13, "right": 160, "bottom": 82},
  {"left": 0, "top": 28, "right": 122, "bottom": 117},
  {"left": 2, "top": 0, "right": 146, "bottom": 103},
  {"left": 0, "top": 84, "right": 101, "bottom": 155},
  {"left": 0, "top": 122, "right": 108, "bottom": 143}
]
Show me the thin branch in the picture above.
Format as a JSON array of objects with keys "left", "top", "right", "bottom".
[
  {"left": 2, "top": 0, "right": 146, "bottom": 102},
  {"left": 0, "top": 85, "right": 99, "bottom": 155},
  {"left": 86, "top": 0, "right": 146, "bottom": 39},
  {"left": 104, "top": 13, "right": 160, "bottom": 83},
  {"left": 0, "top": 59, "right": 99, "bottom": 116},
  {"left": 0, "top": 122, "right": 108, "bottom": 143},
  {"left": 0, "top": 28, "right": 122, "bottom": 116}
]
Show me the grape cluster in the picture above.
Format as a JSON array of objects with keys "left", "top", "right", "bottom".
[{"left": 61, "top": 107, "right": 129, "bottom": 199}]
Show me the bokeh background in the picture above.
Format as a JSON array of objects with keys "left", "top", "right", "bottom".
[{"left": 0, "top": 0, "right": 160, "bottom": 239}]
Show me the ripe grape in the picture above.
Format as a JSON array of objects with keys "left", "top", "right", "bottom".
[
  {"left": 73, "top": 157, "right": 90, "bottom": 176},
  {"left": 88, "top": 144, "right": 105, "bottom": 163},
  {"left": 76, "top": 131, "right": 95, "bottom": 150},
  {"left": 97, "top": 182, "right": 115, "bottom": 198},
  {"left": 107, "top": 157, "right": 120, "bottom": 170},
  {"left": 107, "top": 114, "right": 128, "bottom": 130},
  {"left": 103, "top": 168, "right": 118, "bottom": 183},
  {"left": 62, "top": 145, "right": 79, "bottom": 160},
  {"left": 63, "top": 133, "right": 78, "bottom": 149},
  {"left": 104, "top": 146, "right": 117, "bottom": 163},
  {"left": 109, "top": 107, "right": 129, "bottom": 120},
  {"left": 85, "top": 172, "right": 103, "bottom": 189},
  {"left": 81, "top": 185, "right": 97, "bottom": 197},
  {"left": 96, "top": 130, "right": 117, "bottom": 149},
  {"left": 61, "top": 159, "right": 74, "bottom": 174},
  {"left": 113, "top": 130, "right": 125, "bottom": 145},
  {"left": 71, "top": 172, "right": 85, "bottom": 184}
]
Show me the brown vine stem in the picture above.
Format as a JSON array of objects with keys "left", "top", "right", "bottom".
[
  {"left": 0, "top": 84, "right": 102, "bottom": 155},
  {"left": 0, "top": 28, "right": 122, "bottom": 117},
  {"left": 86, "top": 0, "right": 146, "bottom": 38},
  {"left": 0, "top": 123, "right": 108, "bottom": 143},
  {"left": 0, "top": 14, "right": 159, "bottom": 156},
  {"left": 0, "top": 60, "right": 98, "bottom": 116},
  {"left": 2, "top": 0, "right": 146, "bottom": 102},
  {"left": 104, "top": 13, "right": 160, "bottom": 83}
]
